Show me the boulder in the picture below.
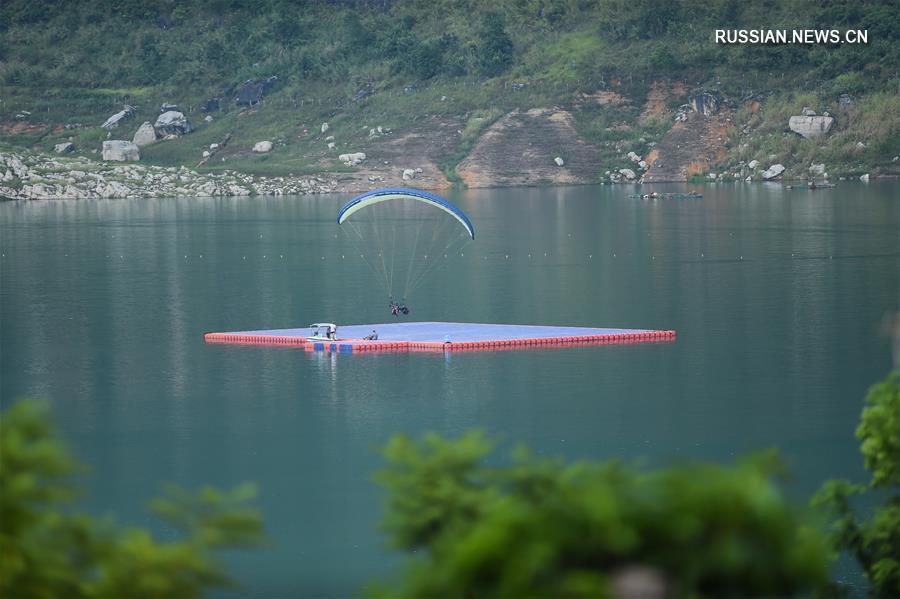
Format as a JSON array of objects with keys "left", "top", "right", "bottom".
[
  {"left": 627, "top": 151, "right": 640, "bottom": 162},
  {"left": 253, "top": 141, "right": 273, "bottom": 153},
  {"left": 690, "top": 92, "right": 719, "bottom": 116},
  {"left": 327, "top": 142, "right": 336, "bottom": 149},
  {"left": 748, "top": 159, "right": 759, "bottom": 169},
  {"left": 554, "top": 157, "right": 564, "bottom": 167},
  {"left": 234, "top": 76, "right": 278, "bottom": 106},
  {"left": 619, "top": 168, "right": 636, "bottom": 180},
  {"left": 154, "top": 111, "right": 193, "bottom": 136},
  {"left": 321, "top": 122, "right": 329, "bottom": 134},
  {"left": 101, "top": 105, "right": 136, "bottom": 130},
  {"left": 339, "top": 152, "right": 366, "bottom": 166},
  {"left": 638, "top": 160, "right": 647, "bottom": 170},
  {"left": 132, "top": 121, "right": 157, "bottom": 146},
  {"left": 788, "top": 115, "right": 834, "bottom": 139},
  {"left": 402, "top": 168, "right": 416, "bottom": 181},
  {"left": 204, "top": 115, "right": 214, "bottom": 122},
  {"left": 809, "top": 163, "right": 826, "bottom": 177},
  {"left": 801, "top": 106, "right": 817, "bottom": 116},
  {"left": 859, "top": 173, "right": 869, "bottom": 182},
  {"left": 160, "top": 103, "right": 178, "bottom": 112},
  {"left": 102, "top": 140, "right": 140, "bottom": 161},
  {"left": 761, "top": 164, "right": 785, "bottom": 180},
  {"left": 54, "top": 142, "right": 75, "bottom": 154}
]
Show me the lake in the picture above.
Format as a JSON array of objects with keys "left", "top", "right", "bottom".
[{"left": 1, "top": 182, "right": 898, "bottom": 597}]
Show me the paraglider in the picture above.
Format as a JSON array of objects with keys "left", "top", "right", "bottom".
[{"left": 337, "top": 188, "right": 475, "bottom": 305}]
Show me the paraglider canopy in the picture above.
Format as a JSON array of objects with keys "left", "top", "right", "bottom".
[
  {"left": 337, "top": 188, "right": 475, "bottom": 240},
  {"left": 336, "top": 188, "right": 475, "bottom": 300}
]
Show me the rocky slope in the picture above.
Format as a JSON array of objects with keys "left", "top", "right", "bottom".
[
  {"left": 0, "top": 150, "right": 339, "bottom": 200},
  {"left": 642, "top": 110, "right": 733, "bottom": 183},
  {"left": 456, "top": 108, "right": 602, "bottom": 187}
]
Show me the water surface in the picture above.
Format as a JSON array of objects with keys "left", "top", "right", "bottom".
[{"left": 1, "top": 183, "right": 898, "bottom": 597}]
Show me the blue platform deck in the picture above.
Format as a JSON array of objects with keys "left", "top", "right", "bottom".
[{"left": 205, "top": 322, "right": 676, "bottom": 353}]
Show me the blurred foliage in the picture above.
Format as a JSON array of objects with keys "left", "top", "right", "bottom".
[
  {"left": 0, "top": 399, "right": 266, "bottom": 599},
  {"left": 813, "top": 370, "right": 900, "bottom": 598},
  {"left": 374, "top": 431, "right": 829, "bottom": 598}
]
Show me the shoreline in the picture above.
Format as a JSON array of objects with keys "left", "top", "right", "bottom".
[{"left": 0, "top": 148, "right": 889, "bottom": 201}]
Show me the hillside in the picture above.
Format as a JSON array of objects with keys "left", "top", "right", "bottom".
[{"left": 1, "top": 0, "right": 898, "bottom": 197}]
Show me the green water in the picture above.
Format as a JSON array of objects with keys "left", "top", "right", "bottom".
[{"left": 1, "top": 183, "right": 898, "bottom": 597}]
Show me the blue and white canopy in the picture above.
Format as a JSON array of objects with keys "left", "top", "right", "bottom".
[{"left": 337, "top": 188, "right": 475, "bottom": 240}]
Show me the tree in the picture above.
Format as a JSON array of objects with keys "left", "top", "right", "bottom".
[
  {"left": 814, "top": 370, "right": 900, "bottom": 598},
  {"left": 0, "top": 400, "right": 266, "bottom": 598},
  {"left": 475, "top": 12, "right": 514, "bottom": 77},
  {"left": 375, "top": 431, "right": 829, "bottom": 598}
]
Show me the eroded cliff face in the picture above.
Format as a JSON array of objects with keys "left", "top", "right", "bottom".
[{"left": 456, "top": 108, "right": 603, "bottom": 188}]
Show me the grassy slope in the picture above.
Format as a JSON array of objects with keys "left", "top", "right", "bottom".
[{"left": 1, "top": 0, "right": 898, "bottom": 180}]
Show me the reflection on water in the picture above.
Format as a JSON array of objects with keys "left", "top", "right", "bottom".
[{"left": 1, "top": 183, "right": 898, "bottom": 597}]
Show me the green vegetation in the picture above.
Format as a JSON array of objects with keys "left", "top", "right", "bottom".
[
  {"left": 1, "top": 0, "right": 897, "bottom": 178},
  {"left": 0, "top": 400, "right": 266, "bottom": 598},
  {"left": 3, "top": 371, "right": 898, "bottom": 596},
  {"left": 814, "top": 370, "right": 900, "bottom": 598},
  {"left": 373, "top": 432, "right": 830, "bottom": 598}
]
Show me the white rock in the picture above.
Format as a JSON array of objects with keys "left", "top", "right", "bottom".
[
  {"left": 54, "top": 142, "right": 75, "bottom": 154},
  {"left": 101, "top": 105, "right": 135, "bottom": 130},
  {"left": 209, "top": 143, "right": 219, "bottom": 150},
  {"left": 402, "top": 168, "right": 416, "bottom": 181},
  {"left": 253, "top": 141, "right": 273, "bottom": 153},
  {"left": 554, "top": 157, "right": 564, "bottom": 166},
  {"left": 856, "top": 141, "right": 867, "bottom": 149},
  {"left": 102, "top": 140, "right": 140, "bottom": 161},
  {"left": 788, "top": 116, "right": 834, "bottom": 139},
  {"left": 638, "top": 160, "right": 647, "bottom": 169},
  {"left": 339, "top": 152, "right": 366, "bottom": 166},
  {"left": 327, "top": 142, "right": 336, "bottom": 149},
  {"left": 627, "top": 151, "right": 640, "bottom": 162},
  {"left": 204, "top": 115, "right": 214, "bottom": 122},
  {"left": 809, "top": 163, "right": 826, "bottom": 176},
  {"left": 202, "top": 151, "right": 210, "bottom": 158},
  {"left": 619, "top": 168, "right": 636, "bottom": 180},
  {"left": 761, "top": 164, "right": 785, "bottom": 180},
  {"left": 860, "top": 173, "right": 870, "bottom": 182},
  {"left": 325, "top": 135, "right": 334, "bottom": 141},
  {"left": 321, "top": 122, "right": 329, "bottom": 134},
  {"left": 132, "top": 122, "right": 157, "bottom": 146},
  {"left": 154, "top": 111, "right": 193, "bottom": 136},
  {"left": 748, "top": 160, "right": 759, "bottom": 169},
  {"left": 745, "top": 175, "right": 752, "bottom": 182}
]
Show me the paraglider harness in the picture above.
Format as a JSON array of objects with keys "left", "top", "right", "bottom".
[{"left": 389, "top": 298, "right": 410, "bottom": 316}]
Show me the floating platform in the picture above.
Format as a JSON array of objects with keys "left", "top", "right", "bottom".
[{"left": 204, "top": 322, "right": 675, "bottom": 353}]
